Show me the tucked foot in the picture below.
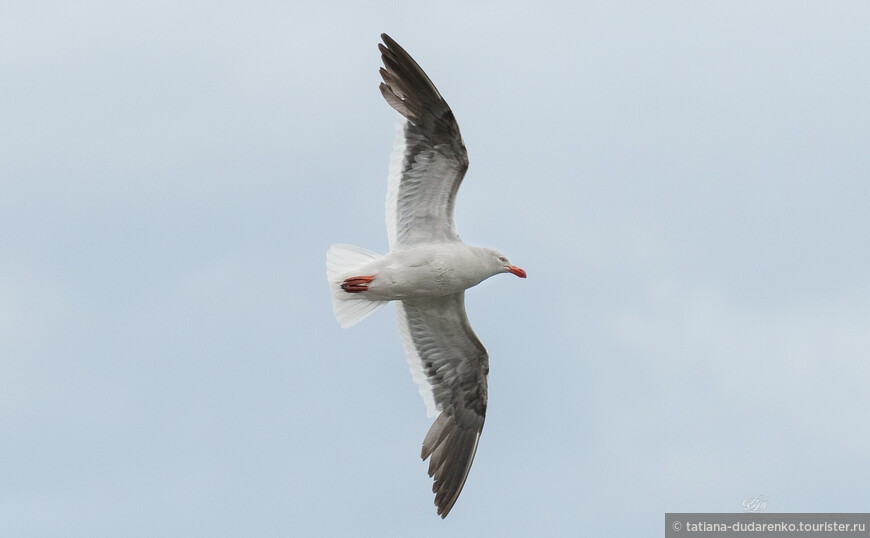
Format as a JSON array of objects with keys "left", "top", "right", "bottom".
[{"left": 341, "top": 275, "right": 375, "bottom": 293}]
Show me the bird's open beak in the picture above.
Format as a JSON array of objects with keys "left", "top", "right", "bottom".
[{"left": 508, "top": 265, "right": 527, "bottom": 278}]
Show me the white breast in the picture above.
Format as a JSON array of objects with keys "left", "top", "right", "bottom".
[{"left": 361, "top": 244, "right": 492, "bottom": 301}]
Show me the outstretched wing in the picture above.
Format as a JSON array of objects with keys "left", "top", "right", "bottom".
[
  {"left": 395, "top": 293, "right": 488, "bottom": 518},
  {"left": 379, "top": 33, "right": 470, "bottom": 249}
]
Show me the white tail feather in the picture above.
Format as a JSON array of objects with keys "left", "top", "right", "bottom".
[{"left": 326, "top": 244, "right": 388, "bottom": 328}]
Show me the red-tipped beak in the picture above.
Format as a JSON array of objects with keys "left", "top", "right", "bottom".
[{"left": 508, "top": 265, "right": 527, "bottom": 278}]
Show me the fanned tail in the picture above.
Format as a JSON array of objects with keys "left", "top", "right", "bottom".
[{"left": 326, "top": 244, "right": 388, "bottom": 328}]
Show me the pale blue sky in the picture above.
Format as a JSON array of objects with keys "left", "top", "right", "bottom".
[{"left": 2, "top": 1, "right": 869, "bottom": 536}]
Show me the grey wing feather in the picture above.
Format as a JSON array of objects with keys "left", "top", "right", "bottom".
[
  {"left": 379, "top": 33, "right": 469, "bottom": 247},
  {"left": 400, "top": 293, "right": 488, "bottom": 518}
]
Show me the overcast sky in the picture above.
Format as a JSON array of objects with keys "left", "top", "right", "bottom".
[{"left": 2, "top": 1, "right": 869, "bottom": 536}]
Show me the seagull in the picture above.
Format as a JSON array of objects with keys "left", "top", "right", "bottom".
[{"left": 326, "top": 33, "right": 526, "bottom": 518}]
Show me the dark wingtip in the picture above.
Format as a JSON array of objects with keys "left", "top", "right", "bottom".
[{"left": 421, "top": 411, "right": 484, "bottom": 518}]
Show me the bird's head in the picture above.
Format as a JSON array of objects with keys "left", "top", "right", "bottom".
[{"left": 489, "top": 249, "right": 526, "bottom": 279}]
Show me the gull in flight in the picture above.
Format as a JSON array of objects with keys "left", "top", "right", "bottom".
[{"left": 326, "top": 33, "right": 526, "bottom": 518}]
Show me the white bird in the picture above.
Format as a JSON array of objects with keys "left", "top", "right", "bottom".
[{"left": 326, "top": 33, "right": 526, "bottom": 518}]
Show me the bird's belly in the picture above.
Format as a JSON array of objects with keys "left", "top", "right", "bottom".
[{"left": 365, "top": 263, "right": 472, "bottom": 301}]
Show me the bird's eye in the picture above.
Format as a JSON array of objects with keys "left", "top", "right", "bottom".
[{"left": 498, "top": 256, "right": 506, "bottom": 262}]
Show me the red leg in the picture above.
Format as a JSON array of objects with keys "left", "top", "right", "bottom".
[{"left": 341, "top": 275, "right": 375, "bottom": 293}]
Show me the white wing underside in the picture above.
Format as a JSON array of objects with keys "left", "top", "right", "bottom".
[
  {"left": 386, "top": 115, "right": 460, "bottom": 418},
  {"left": 395, "top": 301, "right": 438, "bottom": 417},
  {"left": 387, "top": 120, "right": 438, "bottom": 414},
  {"left": 385, "top": 117, "right": 405, "bottom": 250},
  {"left": 386, "top": 118, "right": 445, "bottom": 416},
  {"left": 383, "top": 117, "right": 467, "bottom": 249}
]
